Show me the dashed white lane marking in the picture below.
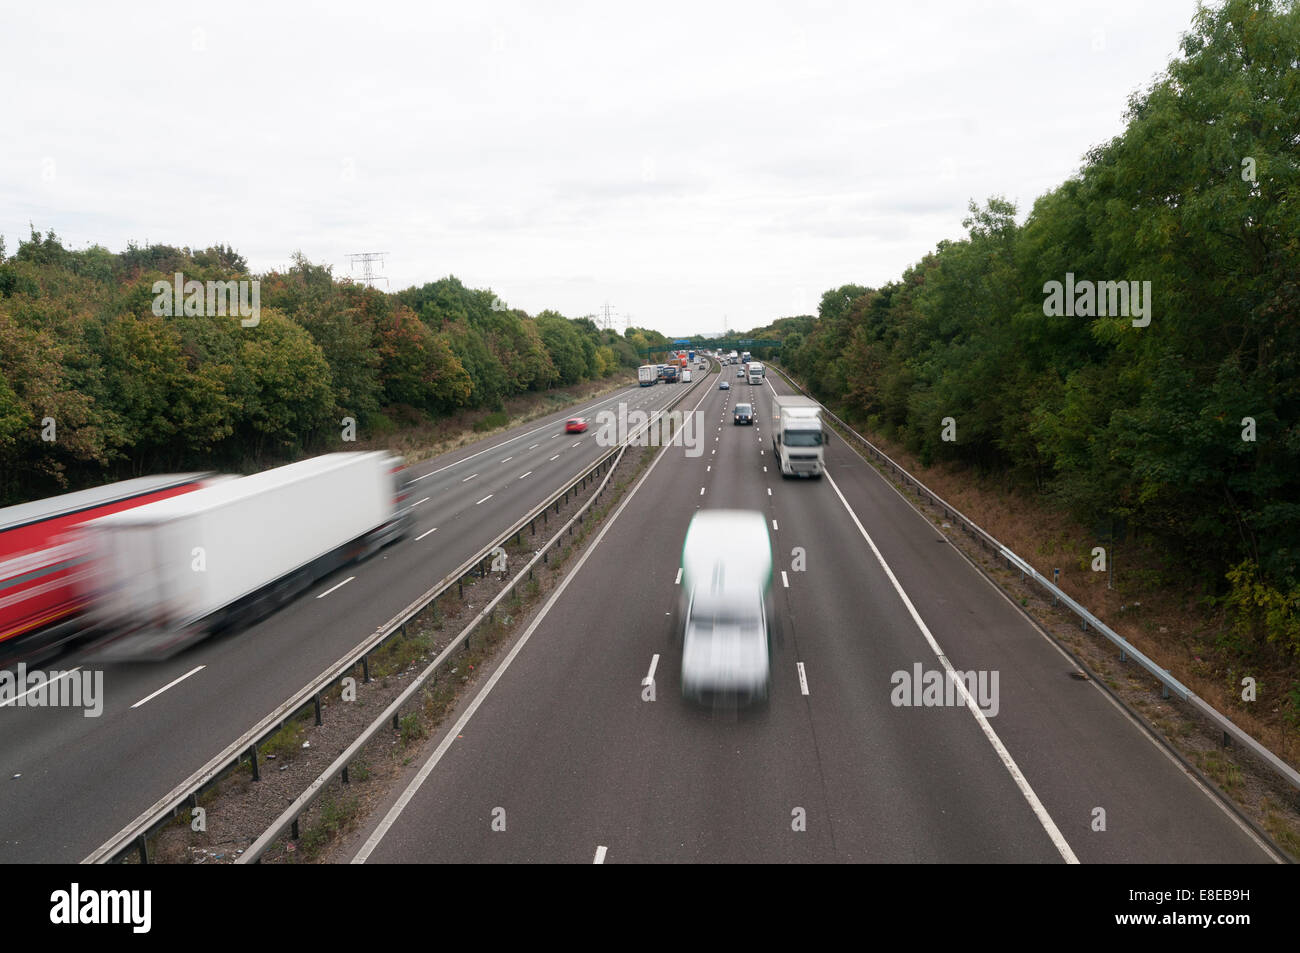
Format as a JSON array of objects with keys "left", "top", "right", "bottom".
[
  {"left": 316, "top": 576, "right": 355, "bottom": 599},
  {"left": 519, "top": 471, "right": 532, "bottom": 479},
  {"left": 1, "top": 667, "right": 80, "bottom": 707},
  {"left": 699, "top": 487, "right": 705, "bottom": 495},
  {"left": 773, "top": 519, "right": 778, "bottom": 530},
  {"left": 500, "top": 457, "right": 512, "bottom": 463},
  {"left": 594, "top": 846, "right": 607, "bottom": 864},
  {"left": 132, "top": 665, "right": 205, "bottom": 709},
  {"left": 797, "top": 662, "right": 809, "bottom": 695},
  {"left": 462, "top": 473, "right": 477, "bottom": 482},
  {"left": 767, "top": 487, "right": 772, "bottom": 496},
  {"left": 416, "top": 527, "right": 438, "bottom": 541},
  {"left": 675, "top": 568, "right": 683, "bottom": 584},
  {"left": 528, "top": 444, "right": 539, "bottom": 449},
  {"left": 413, "top": 497, "right": 430, "bottom": 506},
  {"left": 781, "top": 570, "right": 790, "bottom": 587},
  {"left": 475, "top": 494, "right": 493, "bottom": 505},
  {"left": 549, "top": 454, "right": 560, "bottom": 461}
]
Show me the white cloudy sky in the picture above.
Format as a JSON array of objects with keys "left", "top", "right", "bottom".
[{"left": 2, "top": 0, "right": 1203, "bottom": 335}]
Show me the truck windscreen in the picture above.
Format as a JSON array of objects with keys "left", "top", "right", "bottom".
[{"left": 785, "top": 431, "right": 822, "bottom": 446}]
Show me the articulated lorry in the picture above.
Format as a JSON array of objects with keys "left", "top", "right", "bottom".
[
  {"left": 0, "top": 474, "right": 214, "bottom": 662},
  {"left": 747, "top": 361, "right": 765, "bottom": 384},
  {"left": 77, "top": 452, "right": 413, "bottom": 660},
  {"left": 638, "top": 364, "right": 657, "bottom": 386},
  {"left": 771, "top": 394, "right": 828, "bottom": 478}
]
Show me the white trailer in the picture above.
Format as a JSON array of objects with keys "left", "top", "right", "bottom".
[
  {"left": 638, "top": 364, "right": 657, "bottom": 386},
  {"left": 771, "top": 394, "right": 827, "bottom": 478},
  {"left": 79, "top": 452, "right": 410, "bottom": 659}
]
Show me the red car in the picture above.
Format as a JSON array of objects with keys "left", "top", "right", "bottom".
[{"left": 565, "top": 417, "right": 588, "bottom": 433}]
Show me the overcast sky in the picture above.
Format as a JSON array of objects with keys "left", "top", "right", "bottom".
[{"left": 2, "top": 0, "right": 1205, "bottom": 336}]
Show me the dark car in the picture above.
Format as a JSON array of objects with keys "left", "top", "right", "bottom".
[
  {"left": 733, "top": 403, "right": 753, "bottom": 425},
  {"left": 565, "top": 417, "right": 588, "bottom": 433}
]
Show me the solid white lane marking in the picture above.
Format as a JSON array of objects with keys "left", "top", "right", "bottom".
[
  {"left": 352, "top": 371, "right": 717, "bottom": 865},
  {"left": 781, "top": 571, "right": 790, "bottom": 587},
  {"left": 823, "top": 469, "right": 1079, "bottom": 864},
  {"left": 132, "top": 666, "right": 205, "bottom": 709},
  {"left": 475, "top": 494, "right": 493, "bottom": 505},
  {"left": 406, "top": 386, "right": 639, "bottom": 483},
  {"left": 797, "top": 662, "right": 809, "bottom": 695},
  {"left": 519, "top": 471, "right": 532, "bottom": 479},
  {"left": 594, "top": 845, "right": 607, "bottom": 864},
  {"left": 675, "top": 568, "right": 683, "bottom": 585},
  {"left": 1, "top": 666, "right": 79, "bottom": 707},
  {"left": 416, "top": 527, "right": 438, "bottom": 541},
  {"left": 316, "top": 576, "right": 355, "bottom": 599}
]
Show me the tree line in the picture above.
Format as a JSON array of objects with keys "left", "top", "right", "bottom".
[
  {"left": 748, "top": 0, "right": 1300, "bottom": 655},
  {"left": 0, "top": 234, "right": 675, "bottom": 501}
]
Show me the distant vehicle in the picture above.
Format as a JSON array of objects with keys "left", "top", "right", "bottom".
[
  {"left": 747, "top": 361, "right": 765, "bottom": 384},
  {"left": 741, "top": 351, "right": 751, "bottom": 364},
  {"left": 677, "top": 510, "right": 774, "bottom": 704},
  {"left": 657, "top": 364, "right": 668, "bottom": 380},
  {"left": 733, "top": 402, "right": 753, "bottom": 425},
  {"left": 682, "top": 369, "right": 692, "bottom": 383},
  {"left": 736, "top": 368, "right": 745, "bottom": 378},
  {"left": 688, "top": 350, "right": 695, "bottom": 362},
  {"left": 663, "top": 364, "right": 679, "bottom": 383},
  {"left": 771, "top": 394, "right": 827, "bottom": 478},
  {"left": 566, "top": 417, "right": 588, "bottom": 433},
  {"left": 638, "top": 364, "right": 657, "bottom": 387},
  {"left": 77, "top": 452, "right": 413, "bottom": 660},
  {"left": 0, "top": 473, "right": 213, "bottom": 661},
  {"left": 719, "top": 380, "right": 730, "bottom": 390}
]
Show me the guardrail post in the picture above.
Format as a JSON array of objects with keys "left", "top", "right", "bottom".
[
  {"left": 459, "top": 577, "right": 464, "bottom": 599},
  {"left": 314, "top": 692, "right": 322, "bottom": 726},
  {"left": 362, "top": 654, "right": 370, "bottom": 683},
  {"left": 1081, "top": 617, "right": 1088, "bottom": 632},
  {"left": 137, "top": 833, "right": 149, "bottom": 865},
  {"left": 1120, "top": 646, "right": 1127, "bottom": 661},
  {"left": 530, "top": 518, "right": 536, "bottom": 536},
  {"left": 393, "top": 711, "right": 400, "bottom": 731},
  {"left": 1161, "top": 680, "right": 1170, "bottom": 700},
  {"left": 249, "top": 744, "right": 260, "bottom": 781},
  {"left": 1052, "top": 569, "right": 1059, "bottom": 604},
  {"left": 342, "top": 764, "right": 349, "bottom": 784},
  {"left": 292, "top": 818, "right": 299, "bottom": 840}
]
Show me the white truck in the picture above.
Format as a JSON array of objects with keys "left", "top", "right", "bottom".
[
  {"left": 746, "top": 361, "right": 764, "bottom": 384},
  {"left": 78, "top": 452, "right": 412, "bottom": 659},
  {"left": 638, "top": 364, "right": 657, "bottom": 386},
  {"left": 677, "top": 510, "right": 774, "bottom": 705},
  {"left": 771, "top": 394, "right": 827, "bottom": 478}
]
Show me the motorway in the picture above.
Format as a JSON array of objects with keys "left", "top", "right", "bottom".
[
  {"left": 347, "top": 367, "right": 1280, "bottom": 863},
  {"left": 0, "top": 371, "right": 701, "bottom": 863}
]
